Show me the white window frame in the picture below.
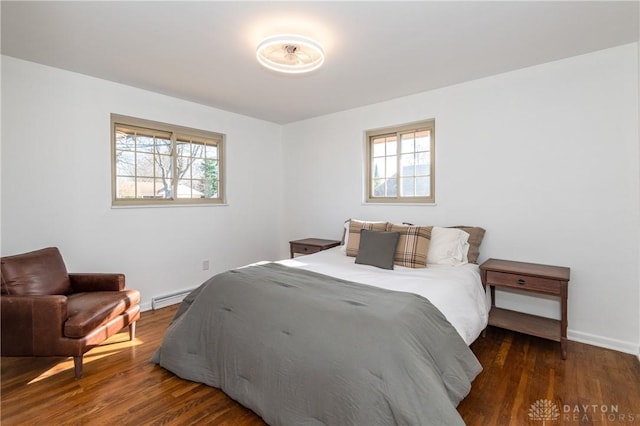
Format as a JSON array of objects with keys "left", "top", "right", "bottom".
[
  {"left": 364, "top": 119, "right": 435, "bottom": 204},
  {"left": 111, "top": 114, "right": 225, "bottom": 206}
]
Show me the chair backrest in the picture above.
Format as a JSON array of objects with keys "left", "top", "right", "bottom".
[{"left": 1, "top": 247, "right": 72, "bottom": 295}]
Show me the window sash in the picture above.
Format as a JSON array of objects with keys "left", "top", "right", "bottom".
[
  {"left": 365, "top": 119, "right": 435, "bottom": 204},
  {"left": 111, "top": 114, "right": 225, "bottom": 206}
]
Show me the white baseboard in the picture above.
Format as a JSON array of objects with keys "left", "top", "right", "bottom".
[{"left": 568, "top": 329, "right": 640, "bottom": 356}]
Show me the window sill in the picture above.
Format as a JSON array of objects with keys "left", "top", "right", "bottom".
[
  {"left": 111, "top": 203, "right": 229, "bottom": 209},
  {"left": 362, "top": 202, "right": 437, "bottom": 207}
]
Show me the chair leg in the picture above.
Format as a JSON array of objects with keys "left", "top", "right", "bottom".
[
  {"left": 129, "top": 322, "right": 137, "bottom": 341},
  {"left": 73, "top": 356, "right": 83, "bottom": 380}
]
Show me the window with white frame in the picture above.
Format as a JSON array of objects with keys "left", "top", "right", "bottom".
[
  {"left": 365, "top": 119, "right": 435, "bottom": 204},
  {"left": 111, "top": 114, "right": 225, "bottom": 206}
]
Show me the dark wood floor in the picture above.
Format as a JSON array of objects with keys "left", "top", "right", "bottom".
[{"left": 2, "top": 305, "right": 639, "bottom": 425}]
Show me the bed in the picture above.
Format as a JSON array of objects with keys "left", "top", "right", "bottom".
[{"left": 152, "top": 223, "right": 489, "bottom": 425}]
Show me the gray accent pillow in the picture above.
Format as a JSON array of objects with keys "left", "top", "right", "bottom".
[{"left": 355, "top": 229, "right": 400, "bottom": 270}]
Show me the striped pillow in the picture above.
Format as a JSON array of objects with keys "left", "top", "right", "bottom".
[
  {"left": 387, "top": 224, "right": 433, "bottom": 268},
  {"left": 345, "top": 219, "right": 389, "bottom": 257}
]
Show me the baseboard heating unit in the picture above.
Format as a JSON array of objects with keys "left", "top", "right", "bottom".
[{"left": 151, "top": 289, "right": 195, "bottom": 310}]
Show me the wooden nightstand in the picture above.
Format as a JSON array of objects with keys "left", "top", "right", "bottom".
[
  {"left": 289, "top": 238, "right": 341, "bottom": 258},
  {"left": 480, "top": 258, "right": 570, "bottom": 359}
]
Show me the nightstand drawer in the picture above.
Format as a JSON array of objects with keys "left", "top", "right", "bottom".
[
  {"left": 289, "top": 238, "right": 341, "bottom": 258},
  {"left": 485, "top": 271, "right": 561, "bottom": 294},
  {"left": 290, "top": 243, "right": 322, "bottom": 255}
]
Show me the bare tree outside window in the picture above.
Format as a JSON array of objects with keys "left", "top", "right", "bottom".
[{"left": 111, "top": 114, "right": 225, "bottom": 206}]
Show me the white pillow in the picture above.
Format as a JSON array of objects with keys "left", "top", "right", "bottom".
[
  {"left": 427, "top": 226, "right": 470, "bottom": 265},
  {"left": 340, "top": 220, "right": 349, "bottom": 252}
]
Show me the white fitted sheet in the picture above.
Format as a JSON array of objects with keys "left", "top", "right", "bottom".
[{"left": 276, "top": 247, "right": 490, "bottom": 345}]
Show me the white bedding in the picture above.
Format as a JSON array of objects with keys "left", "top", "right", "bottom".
[{"left": 276, "top": 247, "right": 490, "bottom": 345}]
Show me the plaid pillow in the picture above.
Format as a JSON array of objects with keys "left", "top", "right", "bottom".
[
  {"left": 387, "top": 224, "right": 433, "bottom": 268},
  {"left": 345, "top": 219, "right": 389, "bottom": 257}
]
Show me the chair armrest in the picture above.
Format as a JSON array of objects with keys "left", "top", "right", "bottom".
[
  {"left": 1, "top": 295, "right": 67, "bottom": 356},
  {"left": 69, "top": 273, "right": 125, "bottom": 292}
]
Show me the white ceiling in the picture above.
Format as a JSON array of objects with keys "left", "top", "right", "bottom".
[{"left": 2, "top": 1, "right": 638, "bottom": 124}]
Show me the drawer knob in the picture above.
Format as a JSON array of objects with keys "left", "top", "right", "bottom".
[{"left": 518, "top": 279, "right": 526, "bottom": 285}]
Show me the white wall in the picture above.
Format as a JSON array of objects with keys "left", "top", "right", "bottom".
[
  {"left": 1, "top": 56, "right": 284, "bottom": 310},
  {"left": 282, "top": 44, "right": 640, "bottom": 354}
]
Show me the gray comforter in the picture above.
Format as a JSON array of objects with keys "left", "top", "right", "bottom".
[{"left": 151, "top": 263, "right": 482, "bottom": 425}]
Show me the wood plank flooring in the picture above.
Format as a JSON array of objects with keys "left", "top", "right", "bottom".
[{"left": 2, "top": 305, "right": 639, "bottom": 425}]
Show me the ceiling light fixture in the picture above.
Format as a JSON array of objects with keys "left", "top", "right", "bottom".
[{"left": 256, "top": 34, "right": 325, "bottom": 74}]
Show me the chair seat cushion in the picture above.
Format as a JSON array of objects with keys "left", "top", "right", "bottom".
[{"left": 65, "top": 290, "right": 140, "bottom": 338}]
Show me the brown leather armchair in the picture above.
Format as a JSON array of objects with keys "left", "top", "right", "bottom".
[{"left": 1, "top": 247, "right": 140, "bottom": 379}]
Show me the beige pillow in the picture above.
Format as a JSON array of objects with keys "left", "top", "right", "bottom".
[
  {"left": 345, "top": 219, "right": 389, "bottom": 257},
  {"left": 387, "top": 223, "right": 433, "bottom": 268}
]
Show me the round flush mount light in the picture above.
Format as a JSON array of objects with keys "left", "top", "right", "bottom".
[{"left": 256, "top": 34, "right": 325, "bottom": 74}]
